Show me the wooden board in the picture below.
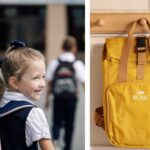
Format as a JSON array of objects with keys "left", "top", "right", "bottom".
[{"left": 90, "top": 12, "right": 150, "bottom": 34}]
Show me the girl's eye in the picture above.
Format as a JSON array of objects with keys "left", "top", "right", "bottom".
[
  {"left": 33, "top": 75, "right": 45, "bottom": 80},
  {"left": 33, "top": 76, "right": 39, "bottom": 80}
]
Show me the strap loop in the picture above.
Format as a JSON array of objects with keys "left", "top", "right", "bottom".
[
  {"left": 118, "top": 18, "right": 150, "bottom": 82},
  {"left": 94, "top": 106, "right": 104, "bottom": 129}
]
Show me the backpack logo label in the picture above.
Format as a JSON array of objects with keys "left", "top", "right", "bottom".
[{"left": 132, "top": 91, "right": 147, "bottom": 101}]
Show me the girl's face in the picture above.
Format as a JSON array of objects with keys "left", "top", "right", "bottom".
[{"left": 16, "top": 59, "right": 45, "bottom": 100}]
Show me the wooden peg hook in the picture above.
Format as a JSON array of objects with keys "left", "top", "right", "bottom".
[
  {"left": 96, "top": 19, "right": 105, "bottom": 26},
  {"left": 139, "top": 18, "right": 147, "bottom": 26}
]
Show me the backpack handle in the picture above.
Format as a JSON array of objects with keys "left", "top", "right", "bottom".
[
  {"left": 118, "top": 18, "right": 150, "bottom": 82},
  {"left": 128, "top": 18, "right": 150, "bottom": 37}
]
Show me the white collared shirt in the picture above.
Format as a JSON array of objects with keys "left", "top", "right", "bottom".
[
  {"left": 0, "top": 91, "right": 51, "bottom": 147},
  {"left": 45, "top": 52, "right": 85, "bottom": 83}
]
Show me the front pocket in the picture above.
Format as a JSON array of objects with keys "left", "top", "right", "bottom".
[{"left": 106, "top": 82, "right": 150, "bottom": 147}]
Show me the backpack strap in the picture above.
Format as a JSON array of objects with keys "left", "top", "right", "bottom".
[
  {"left": 0, "top": 100, "right": 35, "bottom": 118},
  {"left": 94, "top": 106, "right": 104, "bottom": 130},
  {"left": 57, "top": 58, "right": 63, "bottom": 64},
  {"left": 118, "top": 19, "right": 150, "bottom": 82}
]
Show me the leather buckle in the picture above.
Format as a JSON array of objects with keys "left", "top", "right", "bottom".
[{"left": 136, "top": 37, "right": 146, "bottom": 53}]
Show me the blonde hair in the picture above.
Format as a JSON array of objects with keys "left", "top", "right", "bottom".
[{"left": 0, "top": 46, "right": 45, "bottom": 97}]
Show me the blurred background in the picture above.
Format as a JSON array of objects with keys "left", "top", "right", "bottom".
[{"left": 0, "top": 0, "right": 85, "bottom": 150}]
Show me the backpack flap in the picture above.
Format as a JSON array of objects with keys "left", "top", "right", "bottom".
[
  {"left": 106, "top": 37, "right": 150, "bottom": 62},
  {"left": 104, "top": 37, "right": 150, "bottom": 84}
]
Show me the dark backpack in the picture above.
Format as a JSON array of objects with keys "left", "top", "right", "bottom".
[
  {"left": 51, "top": 58, "right": 77, "bottom": 98},
  {"left": 0, "top": 101, "right": 37, "bottom": 150}
]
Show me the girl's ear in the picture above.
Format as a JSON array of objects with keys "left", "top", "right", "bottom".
[{"left": 8, "top": 76, "right": 19, "bottom": 90}]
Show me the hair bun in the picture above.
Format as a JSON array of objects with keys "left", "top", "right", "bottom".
[{"left": 10, "top": 40, "right": 26, "bottom": 48}]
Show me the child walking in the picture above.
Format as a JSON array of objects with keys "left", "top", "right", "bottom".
[{"left": 0, "top": 40, "right": 54, "bottom": 150}]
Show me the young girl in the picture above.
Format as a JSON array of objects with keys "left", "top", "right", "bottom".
[{"left": 0, "top": 40, "right": 54, "bottom": 150}]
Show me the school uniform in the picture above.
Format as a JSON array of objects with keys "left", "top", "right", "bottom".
[
  {"left": 46, "top": 52, "right": 85, "bottom": 150},
  {"left": 0, "top": 91, "right": 51, "bottom": 150}
]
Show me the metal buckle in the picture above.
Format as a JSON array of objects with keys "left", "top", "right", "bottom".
[{"left": 136, "top": 37, "right": 146, "bottom": 53}]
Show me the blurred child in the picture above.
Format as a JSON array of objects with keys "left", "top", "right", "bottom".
[
  {"left": 0, "top": 40, "right": 54, "bottom": 150},
  {"left": 45, "top": 36, "right": 85, "bottom": 150}
]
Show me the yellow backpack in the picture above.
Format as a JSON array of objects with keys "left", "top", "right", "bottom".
[{"left": 95, "top": 18, "right": 150, "bottom": 148}]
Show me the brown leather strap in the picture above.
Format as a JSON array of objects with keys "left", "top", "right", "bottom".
[
  {"left": 143, "top": 19, "right": 150, "bottom": 32},
  {"left": 128, "top": 20, "right": 138, "bottom": 37},
  {"left": 118, "top": 37, "right": 133, "bottom": 82},
  {"left": 118, "top": 18, "right": 150, "bottom": 82},
  {"left": 136, "top": 20, "right": 150, "bottom": 80},
  {"left": 148, "top": 38, "right": 150, "bottom": 50},
  {"left": 137, "top": 52, "right": 146, "bottom": 80},
  {"left": 118, "top": 20, "right": 137, "bottom": 82},
  {"left": 129, "top": 18, "right": 150, "bottom": 36},
  {"left": 94, "top": 107, "right": 104, "bottom": 129}
]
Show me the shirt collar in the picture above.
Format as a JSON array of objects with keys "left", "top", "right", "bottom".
[
  {"left": 59, "top": 52, "right": 76, "bottom": 62},
  {"left": 0, "top": 90, "right": 34, "bottom": 107}
]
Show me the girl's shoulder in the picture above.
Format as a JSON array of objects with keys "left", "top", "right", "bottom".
[
  {"left": 27, "top": 107, "right": 46, "bottom": 122},
  {"left": 26, "top": 107, "right": 50, "bottom": 135},
  {"left": 26, "top": 107, "right": 51, "bottom": 142}
]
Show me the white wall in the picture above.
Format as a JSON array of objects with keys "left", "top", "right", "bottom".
[
  {"left": 91, "top": 0, "right": 149, "bottom": 11},
  {"left": 90, "top": 0, "right": 150, "bottom": 148}
]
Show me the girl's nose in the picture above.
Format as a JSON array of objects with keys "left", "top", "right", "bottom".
[{"left": 40, "top": 79, "right": 46, "bottom": 88}]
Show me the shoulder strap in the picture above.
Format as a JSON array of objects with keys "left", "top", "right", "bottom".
[
  {"left": 57, "top": 58, "right": 63, "bottom": 64},
  {"left": 0, "top": 100, "right": 35, "bottom": 118}
]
